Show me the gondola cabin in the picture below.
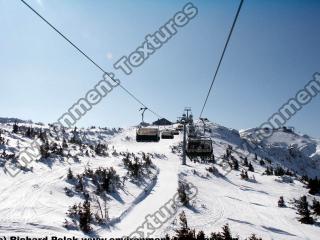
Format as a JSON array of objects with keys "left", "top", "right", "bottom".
[
  {"left": 176, "top": 124, "right": 184, "bottom": 131},
  {"left": 136, "top": 128, "right": 160, "bottom": 142},
  {"left": 172, "top": 130, "right": 179, "bottom": 135},
  {"left": 161, "top": 130, "right": 174, "bottom": 139},
  {"left": 186, "top": 138, "right": 213, "bottom": 157}
]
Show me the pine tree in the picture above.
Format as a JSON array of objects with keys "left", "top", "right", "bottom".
[
  {"left": 174, "top": 211, "right": 195, "bottom": 239},
  {"left": 243, "top": 157, "right": 249, "bottom": 167},
  {"left": 259, "top": 159, "right": 265, "bottom": 166},
  {"left": 79, "top": 200, "right": 92, "bottom": 232},
  {"left": 75, "top": 175, "right": 84, "bottom": 192},
  {"left": 232, "top": 159, "right": 239, "bottom": 171},
  {"left": 274, "top": 166, "right": 285, "bottom": 176},
  {"left": 12, "top": 122, "right": 19, "bottom": 134},
  {"left": 278, "top": 196, "right": 285, "bottom": 208},
  {"left": 40, "top": 142, "right": 50, "bottom": 159},
  {"left": 62, "top": 138, "right": 68, "bottom": 148},
  {"left": 264, "top": 166, "right": 273, "bottom": 175},
  {"left": 196, "top": 231, "right": 205, "bottom": 240},
  {"left": 177, "top": 182, "right": 190, "bottom": 206},
  {"left": 295, "top": 196, "right": 314, "bottom": 224},
  {"left": 248, "top": 162, "right": 254, "bottom": 172},
  {"left": 307, "top": 177, "right": 320, "bottom": 195},
  {"left": 67, "top": 168, "right": 74, "bottom": 180},
  {"left": 222, "top": 224, "right": 233, "bottom": 240},
  {"left": 311, "top": 198, "right": 320, "bottom": 216},
  {"left": 240, "top": 170, "right": 249, "bottom": 180},
  {"left": 247, "top": 234, "right": 262, "bottom": 240}
]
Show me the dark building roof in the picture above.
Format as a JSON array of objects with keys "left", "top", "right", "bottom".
[{"left": 153, "top": 118, "right": 172, "bottom": 126}]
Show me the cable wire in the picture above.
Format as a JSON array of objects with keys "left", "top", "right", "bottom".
[
  {"left": 20, "top": 0, "right": 163, "bottom": 119},
  {"left": 199, "top": 0, "right": 244, "bottom": 118}
]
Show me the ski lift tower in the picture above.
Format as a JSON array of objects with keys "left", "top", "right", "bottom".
[
  {"left": 184, "top": 107, "right": 191, "bottom": 121},
  {"left": 181, "top": 113, "right": 187, "bottom": 165},
  {"left": 139, "top": 107, "right": 148, "bottom": 126}
]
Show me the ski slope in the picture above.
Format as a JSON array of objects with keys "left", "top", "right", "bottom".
[{"left": 0, "top": 120, "right": 320, "bottom": 239}]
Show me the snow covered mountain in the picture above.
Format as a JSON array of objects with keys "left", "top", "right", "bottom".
[{"left": 0, "top": 118, "right": 319, "bottom": 239}]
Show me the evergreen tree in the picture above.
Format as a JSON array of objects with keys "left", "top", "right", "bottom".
[
  {"left": 174, "top": 211, "right": 195, "bottom": 240},
  {"left": 307, "top": 177, "right": 320, "bottom": 195},
  {"left": 295, "top": 196, "right": 314, "bottom": 224},
  {"left": 232, "top": 159, "right": 239, "bottom": 171},
  {"left": 240, "top": 170, "right": 249, "bottom": 180},
  {"left": 243, "top": 157, "right": 249, "bottom": 167},
  {"left": 79, "top": 200, "right": 92, "bottom": 232},
  {"left": 264, "top": 166, "right": 273, "bottom": 175},
  {"left": 210, "top": 232, "right": 223, "bottom": 240},
  {"left": 177, "top": 182, "right": 190, "bottom": 206},
  {"left": 62, "top": 138, "right": 68, "bottom": 148},
  {"left": 12, "top": 122, "right": 19, "bottom": 134},
  {"left": 248, "top": 162, "right": 254, "bottom": 172},
  {"left": 196, "top": 230, "right": 205, "bottom": 240},
  {"left": 75, "top": 175, "right": 84, "bottom": 192},
  {"left": 274, "top": 166, "right": 285, "bottom": 176},
  {"left": 222, "top": 224, "right": 233, "bottom": 240},
  {"left": 247, "top": 234, "right": 262, "bottom": 240},
  {"left": 40, "top": 142, "right": 50, "bottom": 159},
  {"left": 311, "top": 198, "right": 320, "bottom": 216},
  {"left": 278, "top": 196, "right": 285, "bottom": 208},
  {"left": 67, "top": 168, "right": 74, "bottom": 180}
]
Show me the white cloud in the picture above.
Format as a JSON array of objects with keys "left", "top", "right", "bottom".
[{"left": 106, "top": 52, "right": 113, "bottom": 60}]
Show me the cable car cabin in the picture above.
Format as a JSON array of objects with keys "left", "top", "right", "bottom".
[
  {"left": 176, "top": 124, "right": 184, "bottom": 131},
  {"left": 186, "top": 138, "right": 213, "bottom": 158},
  {"left": 161, "top": 130, "right": 174, "bottom": 139},
  {"left": 172, "top": 130, "right": 179, "bottom": 135},
  {"left": 136, "top": 128, "right": 160, "bottom": 142}
]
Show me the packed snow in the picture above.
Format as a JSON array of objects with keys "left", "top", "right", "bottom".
[{"left": 0, "top": 119, "right": 319, "bottom": 239}]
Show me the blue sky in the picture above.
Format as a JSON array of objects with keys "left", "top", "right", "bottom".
[{"left": 1, "top": 0, "right": 320, "bottom": 137}]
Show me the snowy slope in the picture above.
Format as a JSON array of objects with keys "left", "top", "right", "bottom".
[
  {"left": 0, "top": 119, "right": 319, "bottom": 239},
  {"left": 241, "top": 127, "right": 320, "bottom": 178}
]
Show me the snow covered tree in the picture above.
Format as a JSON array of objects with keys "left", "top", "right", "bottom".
[
  {"left": 295, "top": 196, "right": 314, "bottom": 224},
  {"left": 247, "top": 234, "right": 262, "bottom": 240},
  {"left": 70, "top": 127, "right": 82, "bottom": 145},
  {"left": 62, "top": 138, "right": 68, "bottom": 148},
  {"left": 177, "top": 182, "right": 191, "bottom": 206},
  {"left": 40, "top": 142, "right": 50, "bottom": 159},
  {"left": 311, "top": 198, "right": 320, "bottom": 216}
]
